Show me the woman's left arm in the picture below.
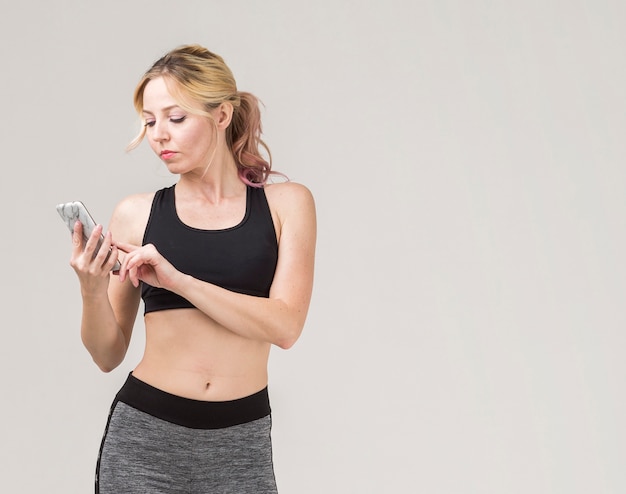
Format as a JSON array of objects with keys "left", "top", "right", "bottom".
[{"left": 118, "top": 182, "right": 316, "bottom": 349}]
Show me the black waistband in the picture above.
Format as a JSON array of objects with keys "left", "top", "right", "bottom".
[{"left": 115, "top": 373, "right": 271, "bottom": 429}]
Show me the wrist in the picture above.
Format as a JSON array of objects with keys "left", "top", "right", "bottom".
[
  {"left": 168, "top": 271, "right": 192, "bottom": 296},
  {"left": 80, "top": 282, "right": 109, "bottom": 301}
]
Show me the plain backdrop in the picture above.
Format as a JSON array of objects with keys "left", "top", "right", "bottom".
[{"left": 1, "top": 1, "right": 625, "bottom": 492}]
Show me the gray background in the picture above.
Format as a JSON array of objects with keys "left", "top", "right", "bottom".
[{"left": 1, "top": 1, "right": 625, "bottom": 492}]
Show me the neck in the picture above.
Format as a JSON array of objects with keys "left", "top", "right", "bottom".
[{"left": 177, "top": 156, "right": 245, "bottom": 202}]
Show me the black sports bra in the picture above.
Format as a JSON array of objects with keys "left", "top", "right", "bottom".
[{"left": 141, "top": 185, "right": 278, "bottom": 314}]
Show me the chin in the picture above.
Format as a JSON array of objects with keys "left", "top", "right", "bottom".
[{"left": 164, "top": 164, "right": 186, "bottom": 175}]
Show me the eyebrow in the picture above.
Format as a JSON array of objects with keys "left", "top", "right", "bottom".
[{"left": 141, "top": 105, "right": 183, "bottom": 115}]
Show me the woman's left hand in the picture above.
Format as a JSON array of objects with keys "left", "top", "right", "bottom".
[{"left": 115, "top": 242, "right": 183, "bottom": 290}]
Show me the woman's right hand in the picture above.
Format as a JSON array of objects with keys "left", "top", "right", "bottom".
[{"left": 69, "top": 221, "right": 120, "bottom": 296}]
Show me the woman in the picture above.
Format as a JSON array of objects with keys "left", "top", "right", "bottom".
[{"left": 68, "top": 44, "right": 316, "bottom": 493}]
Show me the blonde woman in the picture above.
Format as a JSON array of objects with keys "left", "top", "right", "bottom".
[{"left": 68, "top": 44, "right": 316, "bottom": 493}]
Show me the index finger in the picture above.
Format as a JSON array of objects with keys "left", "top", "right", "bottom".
[{"left": 114, "top": 241, "right": 140, "bottom": 254}]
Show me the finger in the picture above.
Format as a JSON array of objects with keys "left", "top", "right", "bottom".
[
  {"left": 98, "top": 229, "right": 113, "bottom": 255},
  {"left": 129, "top": 256, "right": 144, "bottom": 288},
  {"left": 71, "top": 221, "right": 84, "bottom": 254},
  {"left": 124, "top": 251, "right": 148, "bottom": 288},
  {"left": 117, "top": 251, "right": 130, "bottom": 282},
  {"left": 95, "top": 231, "right": 114, "bottom": 269},
  {"left": 128, "top": 264, "right": 141, "bottom": 288},
  {"left": 111, "top": 246, "right": 124, "bottom": 275},
  {"left": 83, "top": 224, "right": 104, "bottom": 258},
  {"left": 91, "top": 230, "right": 112, "bottom": 269},
  {"left": 106, "top": 245, "right": 121, "bottom": 275},
  {"left": 114, "top": 241, "right": 139, "bottom": 254},
  {"left": 117, "top": 248, "right": 137, "bottom": 283}
]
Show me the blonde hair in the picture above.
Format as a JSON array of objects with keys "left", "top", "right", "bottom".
[{"left": 128, "top": 44, "right": 279, "bottom": 186}]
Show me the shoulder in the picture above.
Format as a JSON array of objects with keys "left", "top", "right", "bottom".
[
  {"left": 264, "top": 181, "right": 315, "bottom": 217},
  {"left": 264, "top": 182, "right": 316, "bottom": 241},
  {"left": 113, "top": 192, "right": 155, "bottom": 220},
  {"left": 109, "top": 191, "right": 156, "bottom": 244}
]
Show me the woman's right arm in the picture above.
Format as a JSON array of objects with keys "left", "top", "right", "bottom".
[{"left": 70, "top": 195, "right": 148, "bottom": 372}]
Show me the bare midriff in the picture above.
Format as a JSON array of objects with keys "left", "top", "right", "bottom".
[{"left": 131, "top": 308, "right": 271, "bottom": 402}]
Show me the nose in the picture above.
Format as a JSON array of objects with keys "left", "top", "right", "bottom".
[{"left": 150, "top": 120, "right": 169, "bottom": 142}]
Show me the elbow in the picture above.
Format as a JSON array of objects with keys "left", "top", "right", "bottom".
[
  {"left": 274, "top": 324, "right": 303, "bottom": 350},
  {"left": 88, "top": 344, "right": 125, "bottom": 373},
  {"left": 82, "top": 334, "right": 127, "bottom": 373},
  {"left": 94, "top": 358, "right": 121, "bottom": 373},
  {"left": 276, "top": 337, "right": 296, "bottom": 350}
]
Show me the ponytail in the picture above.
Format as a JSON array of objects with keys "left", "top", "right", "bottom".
[{"left": 228, "top": 91, "right": 281, "bottom": 186}]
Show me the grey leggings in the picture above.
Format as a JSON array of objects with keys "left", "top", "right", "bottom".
[{"left": 96, "top": 374, "right": 277, "bottom": 493}]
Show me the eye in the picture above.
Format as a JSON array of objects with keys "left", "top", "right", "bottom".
[
  {"left": 144, "top": 120, "right": 155, "bottom": 128},
  {"left": 170, "top": 116, "right": 186, "bottom": 124}
]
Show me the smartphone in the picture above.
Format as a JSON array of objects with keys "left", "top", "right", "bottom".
[{"left": 56, "top": 201, "right": 121, "bottom": 272}]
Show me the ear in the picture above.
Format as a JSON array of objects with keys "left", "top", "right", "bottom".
[{"left": 215, "top": 102, "right": 234, "bottom": 130}]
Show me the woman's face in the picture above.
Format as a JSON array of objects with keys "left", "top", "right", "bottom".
[{"left": 141, "top": 76, "right": 217, "bottom": 175}]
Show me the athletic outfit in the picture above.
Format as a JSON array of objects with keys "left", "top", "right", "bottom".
[
  {"left": 141, "top": 184, "right": 278, "bottom": 313},
  {"left": 96, "top": 185, "right": 279, "bottom": 493}
]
